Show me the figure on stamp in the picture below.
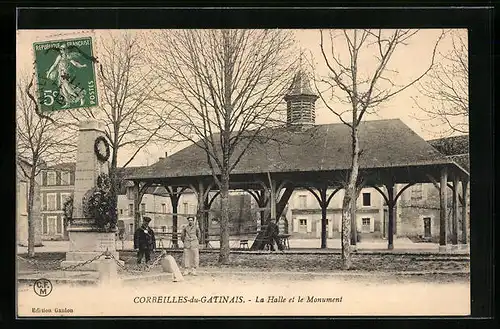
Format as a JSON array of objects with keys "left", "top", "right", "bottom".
[
  {"left": 134, "top": 216, "right": 156, "bottom": 265},
  {"left": 45, "top": 44, "right": 87, "bottom": 108},
  {"left": 181, "top": 216, "right": 200, "bottom": 276}
]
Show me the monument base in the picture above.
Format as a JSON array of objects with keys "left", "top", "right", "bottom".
[{"left": 62, "top": 229, "right": 124, "bottom": 271}]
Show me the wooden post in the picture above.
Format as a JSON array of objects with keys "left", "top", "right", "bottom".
[
  {"left": 268, "top": 175, "right": 276, "bottom": 221},
  {"left": 452, "top": 175, "right": 459, "bottom": 248},
  {"left": 133, "top": 182, "right": 141, "bottom": 232},
  {"left": 461, "top": 179, "right": 469, "bottom": 248},
  {"left": 439, "top": 167, "right": 448, "bottom": 252},
  {"left": 260, "top": 190, "right": 269, "bottom": 226},
  {"left": 169, "top": 188, "right": 181, "bottom": 249},
  {"left": 386, "top": 184, "right": 395, "bottom": 250},
  {"left": 320, "top": 188, "right": 327, "bottom": 249},
  {"left": 203, "top": 198, "right": 210, "bottom": 248}
]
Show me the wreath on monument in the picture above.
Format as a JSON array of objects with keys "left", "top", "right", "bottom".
[{"left": 82, "top": 173, "right": 117, "bottom": 232}]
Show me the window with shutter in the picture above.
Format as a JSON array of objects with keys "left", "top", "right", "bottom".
[
  {"left": 306, "top": 219, "right": 312, "bottom": 233},
  {"left": 46, "top": 194, "right": 57, "bottom": 211},
  {"left": 46, "top": 172, "right": 56, "bottom": 186}
]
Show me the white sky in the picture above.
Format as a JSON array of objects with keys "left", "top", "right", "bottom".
[{"left": 17, "top": 29, "right": 468, "bottom": 167}]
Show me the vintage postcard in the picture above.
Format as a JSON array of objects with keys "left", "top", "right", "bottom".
[{"left": 16, "top": 26, "right": 471, "bottom": 317}]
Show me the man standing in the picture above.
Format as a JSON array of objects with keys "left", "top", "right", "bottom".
[
  {"left": 266, "top": 218, "right": 284, "bottom": 252},
  {"left": 181, "top": 216, "right": 201, "bottom": 275},
  {"left": 134, "top": 217, "right": 156, "bottom": 265}
]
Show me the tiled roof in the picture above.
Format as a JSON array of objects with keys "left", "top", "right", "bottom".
[
  {"left": 284, "top": 70, "right": 318, "bottom": 98},
  {"left": 428, "top": 135, "right": 469, "bottom": 156},
  {"left": 126, "top": 119, "right": 461, "bottom": 180},
  {"left": 448, "top": 154, "right": 470, "bottom": 173}
]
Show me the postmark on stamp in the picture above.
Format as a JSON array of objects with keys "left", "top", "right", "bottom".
[{"left": 33, "top": 37, "right": 98, "bottom": 112}]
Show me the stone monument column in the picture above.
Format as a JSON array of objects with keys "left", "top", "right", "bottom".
[{"left": 61, "top": 120, "right": 124, "bottom": 271}]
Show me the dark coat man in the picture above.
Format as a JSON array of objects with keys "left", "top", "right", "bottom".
[
  {"left": 134, "top": 217, "right": 156, "bottom": 264},
  {"left": 266, "top": 218, "right": 284, "bottom": 251}
]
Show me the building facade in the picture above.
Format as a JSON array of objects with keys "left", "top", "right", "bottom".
[
  {"left": 39, "top": 163, "right": 75, "bottom": 240},
  {"left": 397, "top": 135, "right": 470, "bottom": 242},
  {"left": 285, "top": 187, "right": 386, "bottom": 239}
]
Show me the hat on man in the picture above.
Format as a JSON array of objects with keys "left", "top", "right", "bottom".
[{"left": 143, "top": 217, "right": 152, "bottom": 223}]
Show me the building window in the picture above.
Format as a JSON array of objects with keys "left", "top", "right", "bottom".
[
  {"left": 42, "top": 217, "right": 48, "bottom": 234},
  {"left": 141, "top": 203, "right": 146, "bottom": 215},
  {"left": 298, "top": 195, "right": 307, "bottom": 208},
  {"left": 423, "top": 217, "right": 432, "bottom": 238},
  {"left": 46, "top": 193, "right": 57, "bottom": 211},
  {"left": 47, "top": 216, "right": 57, "bottom": 235},
  {"left": 60, "top": 193, "right": 71, "bottom": 210},
  {"left": 412, "top": 184, "right": 423, "bottom": 201},
  {"left": 161, "top": 203, "right": 167, "bottom": 214},
  {"left": 129, "top": 223, "right": 134, "bottom": 233},
  {"left": 128, "top": 204, "right": 133, "bottom": 216},
  {"left": 362, "top": 193, "right": 371, "bottom": 207},
  {"left": 56, "top": 216, "right": 62, "bottom": 234},
  {"left": 183, "top": 202, "right": 189, "bottom": 214},
  {"left": 299, "top": 219, "right": 307, "bottom": 233},
  {"left": 361, "top": 218, "right": 371, "bottom": 233},
  {"left": 119, "top": 209, "right": 123, "bottom": 215},
  {"left": 161, "top": 226, "right": 167, "bottom": 233},
  {"left": 46, "top": 171, "right": 56, "bottom": 186},
  {"left": 60, "top": 171, "right": 70, "bottom": 185}
]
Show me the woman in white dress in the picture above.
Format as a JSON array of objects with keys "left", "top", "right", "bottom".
[{"left": 46, "top": 44, "right": 87, "bottom": 108}]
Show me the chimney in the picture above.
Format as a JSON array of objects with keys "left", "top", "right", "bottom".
[{"left": 159, "top": 151, "right": 168, "bottom": 162}]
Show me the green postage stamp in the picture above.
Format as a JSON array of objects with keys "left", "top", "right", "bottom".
[{"left": 33, "top": 37, "right": 98, "bottom": 112}]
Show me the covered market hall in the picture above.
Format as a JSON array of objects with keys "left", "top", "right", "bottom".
[
  {"left": 124, "top": 118, "right": 469, "bottom": 251},
  {"left": 124, "top": 71, "right": 469, "bottom": 251}
]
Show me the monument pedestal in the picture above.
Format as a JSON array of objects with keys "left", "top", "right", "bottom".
[
  {"left": 61, "top": 120, "right": 125, "bottom": 273},
  {"left": 61, "top": 226, "right": 124, "bottom": 271}
]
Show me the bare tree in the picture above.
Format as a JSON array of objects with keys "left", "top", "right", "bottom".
[
  {"left": 61, "top": 31, "right": 174, "bottom": 229},
  {"left": 413, "top": 30, "right": 468, "bottom": 136},
  {"left": 17, "top": 71, "right": 76, "bottom": 257},
  {"left": 149, "top": 29, "right": 296, "bottom": 264},
  {"left": 316, "top": 29, "right": 443, "bottom": 269}
]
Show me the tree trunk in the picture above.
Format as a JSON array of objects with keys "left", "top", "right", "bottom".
[
  {"left": 196, "top": 182, "right": 206, "bottom": 245},
  {"left": 27, "top": 172, "right": 36, "bottom": 257},
  {"left": 218, "top": 174, "right": 231, "bottom": 264},
  {"left": 350, "top": 195, "right": 358, "bottom": 247},
  {"left": 341, "top": 127, "right": 361, "bottom": 269}
]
